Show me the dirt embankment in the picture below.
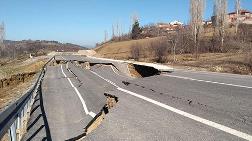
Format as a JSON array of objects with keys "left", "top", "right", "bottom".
[{"left": 0, "top": 57, "right": 47, "bottom": 109}]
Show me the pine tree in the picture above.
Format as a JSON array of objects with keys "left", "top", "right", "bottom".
[{"left": 131, "top": 20, "right": 141, "bottom": 39}]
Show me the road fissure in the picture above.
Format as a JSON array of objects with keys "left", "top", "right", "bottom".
[
  {"left": 91, "top": 70, "right": 252, "bottom": 141},
  {"left": 60, "top": 64, "right": 96, "bottom": 118}
]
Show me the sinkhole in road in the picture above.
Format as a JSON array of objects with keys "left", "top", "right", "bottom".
[
  {"left": 49, "top": 59, "right": 67, "bottom": 66},
  {"left": 73, "top": 60, "right": 160, "bottom": 78},
  {"left": 128, "top": 63, "right": 160, "bottom": 78},
  {"left": 54, "top": 58, "right": 161, "bottom": 78}
]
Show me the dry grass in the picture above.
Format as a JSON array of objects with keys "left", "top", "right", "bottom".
[
  {"left": 203, "top": 27, "right": 236, "bottom": 38},
  {"left": 95, "top": 37, "right": 163, "bottom": 59},
  {"left": 167, "top": 53, "right": 252, "bottom": 75},
  {"left": 0, "top": 76, "right": 34, "bottom": 109},
  {"left": 95, "top": 37, "right": 252, "bottom": 75},
  {"left": 0, "top": 57, "right": 47, "bottom": 109},
  {"left": 0, "top": 57, "right": 47, "bottom": 79}
]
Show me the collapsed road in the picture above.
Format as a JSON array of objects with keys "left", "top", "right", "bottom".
[{"left": 17, "top": 55, "right": 252, "bottom": 140}]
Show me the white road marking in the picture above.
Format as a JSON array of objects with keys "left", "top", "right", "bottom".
[
  {"left": 90, "top": 71, "right": 118, "bottom": 87},
  {"left": 110, "top": 66, "right": 120, "bottom": 76},
  {"left": 66, "top": 62, "right": 69, "bottom": 69},
  {"left": 61, "top": 65, "right": 96, "bottom": 118},
  {"left": 164, "top": 74, "right": 252, "bottom": 89},
  {"left": 175, "top": 68, "right": 248, "bottom": 77},
  {"left": 117, "top": 87, "right": 252, "bottom": 141},
  {"left": 90, "top": 70, "right": 252, "bottom": 141},
  {"left": 109, "top": 65, "right": 130, "bottom": 79},
  {"left": 88, "top": 111, "right": 96, "bottom": 118},
  {"left": 61, "top": 55, "right": 65, "bottom": 60}
]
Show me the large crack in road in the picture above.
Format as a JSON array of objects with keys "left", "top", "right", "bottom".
[
  {"left": 65, "top": 93, "right": 119, "bottom": 141},
  {"left": 43, "top": 58, "right": 252, "bottom": 141},
  {"left": 63, "top": 62, "right": 119, "bottom": 141}
]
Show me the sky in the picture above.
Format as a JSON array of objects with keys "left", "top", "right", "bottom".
[{"left": 0, "top": 0, "right": 251, "bottom": 47}]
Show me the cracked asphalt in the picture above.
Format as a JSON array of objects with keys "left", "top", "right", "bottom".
[{"left": 22, "top": 55, "right": 252, "bottom": 141}]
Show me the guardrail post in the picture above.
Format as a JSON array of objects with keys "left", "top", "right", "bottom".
[
  {"left": 9, "top": 119, "right": 17, "bottom": 141},
  {"left": 22, "top": 104, "right": 28, "bottom": 137},
  {"left": 16, "top": 114, "right": 21, "bottom": 141}
]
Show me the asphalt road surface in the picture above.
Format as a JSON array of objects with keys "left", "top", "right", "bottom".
[{"left": 23, "top": 55, "right": 252, "bottom": 141}]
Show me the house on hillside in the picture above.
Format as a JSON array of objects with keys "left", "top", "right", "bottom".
[
  {"left": 203, "top": 20, "right": 213, "bottom": 27},
  {"left": 157, "top": 21, "right": 183, "bottom": 31},
  {"left": 228, "top": 9, "right": 252, "bottom": 25},
  {"left": 211, "top": 9, "right": 252, "bottom": 26},
  {"left": 141, "top": 21, "right": 184, "bottom": 38}
]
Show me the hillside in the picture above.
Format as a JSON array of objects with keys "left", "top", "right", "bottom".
[
  {"left": 94, "top": 37, "right": 163, "bottom": 60},
  {"left": 94, "top": 25, "right": 252, "bottom": 75},
  {"left": 1, "top": 40, "right": 87, "bottom": 58}
]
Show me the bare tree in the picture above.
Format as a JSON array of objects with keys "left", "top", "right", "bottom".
[
  {"left": 131, "top": 43, "right": 141, "bottom": 61},
  {"left": 190, "top": 0, "right": 205, "bottom": 59},
  {"left": 150, "top": 39, "right": 169, "bottom": 63},
  {"left": 214, "top": 0, "right": 227, "bottom": 50},
  {"left": 238, "top": 24, "right": 251, "bottom": 43},
  {"left": 112, "top": 24, "right": 115, "bottom": 40},
  {"left": 177, "top": 27, "right": 194, "bottom": 54},
  {"left": 0, "top": 22, "right": 5, "bottom": 46},
  {"left": 0, "top": 22, "right": 5, "bottom": 57},
  {"left": 116, "top": 21, "right": 119, "bottom": 38},
  {"left": 104, "top": 30, "right": 108, "bottom": 42},
  {"left": 235, "top": 0, "right": 241, "bottom": 35}
]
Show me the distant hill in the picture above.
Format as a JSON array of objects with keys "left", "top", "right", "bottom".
[{"left": 1, "top": 40, "right": 88, "bottom": 58}]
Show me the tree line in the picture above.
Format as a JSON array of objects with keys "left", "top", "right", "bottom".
[{"left": 121, "top": 0, "right": 252, "bottom": 62}]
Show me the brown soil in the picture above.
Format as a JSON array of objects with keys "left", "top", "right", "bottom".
[
  {"left": 85, "top": 111, "right": 105, "bottom": 135},
  {"left": 85, "top": 93, "right": 118, "bottom": 135},
  {"left": 0, "top": 58, "right": 47, "bottom": 109},
  {"left": 1, "top": 133, "right": 9, "bottom": 141},
  {"left": 0, "top": 57, "right": 47, "bottom": 79},
  {"left": 0, "top": 75, "right": 34, "bottom": 109},
  {"left": 127, "top": 63, "right": 142, "bottom": 78}
]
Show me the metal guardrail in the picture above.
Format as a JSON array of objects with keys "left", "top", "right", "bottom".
[{"left": 0, "top": 57, "right": 53, "bottom": 141}]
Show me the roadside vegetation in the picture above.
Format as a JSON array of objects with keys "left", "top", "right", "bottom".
[
  {"left": 95, "top": 0, "right": 252, "bottom": 75},
  {"left": 0, "top": 38, "right": 86, "bottom": 109},
  {"left": 0, "top": 57, "right": 47, "bottom": 109},
  {"left": 95, "top": 24, "right": 252, "bottom": 75}
]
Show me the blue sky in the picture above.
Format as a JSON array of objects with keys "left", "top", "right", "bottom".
[{"left": 0, "top": 0, "right": 251, "bottom": 47}]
